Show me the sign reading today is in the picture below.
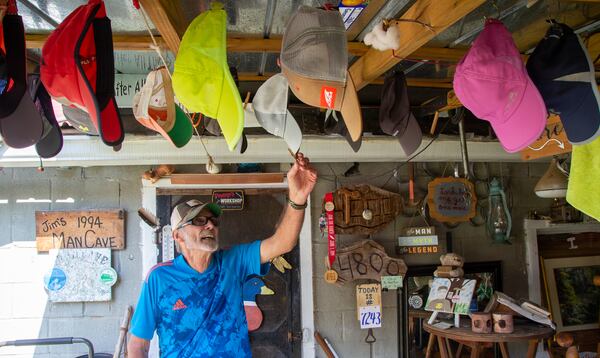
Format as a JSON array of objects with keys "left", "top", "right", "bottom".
[
  {"left": 356, "top": 283, "right": 382, "bottom": 329},
  {"left": 35, "top": 210, "right": 125, "bottom": 252}
]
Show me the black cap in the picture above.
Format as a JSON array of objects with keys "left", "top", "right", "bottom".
[
  {"left": 324, "top": 109, "right": 361, "bottom": 152},
  {"left": 28, "top": 74, "right": 63, "bottom": 158},
  {"left": 379, "top": 71, "right": 422, "bottom": 156},
  {"left": 526, "top": 22, "right": 600, "bottom": 145},
  {"left": 0, "top": 15, "right": 44, "bottom": 148}
]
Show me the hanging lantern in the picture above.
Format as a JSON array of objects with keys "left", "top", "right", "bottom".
[{"left": 486, "top": 178, "right": 512, "bottom": 244}]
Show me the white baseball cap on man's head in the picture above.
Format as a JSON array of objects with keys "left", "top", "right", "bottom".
[{"left": 171, "top": 199, "right": 222, "bottom": 230}]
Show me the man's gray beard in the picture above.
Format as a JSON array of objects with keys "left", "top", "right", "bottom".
[{"left": 182, "top": 230, "right": 219, "bottom": 252}]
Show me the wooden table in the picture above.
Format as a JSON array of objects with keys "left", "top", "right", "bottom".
[{"left": 423, "top": 321, "right": 554, "bottom": 358}]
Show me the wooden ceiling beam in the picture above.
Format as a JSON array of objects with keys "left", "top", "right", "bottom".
[
  {"left": 137, "top": 0, "right": 185, "bottom": 54},
  {"left": 25, "top": 33, "right": 470, "bottom": 62},
  {"left": 345, "top": 0, "right": 387, "bottom": 40},
  {"left": 348, "top": 0, "right": 486, "bottom": 91},
  {"left": 238, "top": 73, "right": 453, "bottom": 88}
]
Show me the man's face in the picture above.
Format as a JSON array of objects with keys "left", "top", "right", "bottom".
[{"left": 177, "top": 208, "right": 220, "bottom": 253}]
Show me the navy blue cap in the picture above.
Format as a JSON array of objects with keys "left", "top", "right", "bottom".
[{"left": 527, "top": 22, "right": 600, "bottom": 145}]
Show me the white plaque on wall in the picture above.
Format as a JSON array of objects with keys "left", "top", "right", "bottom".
[{"left": 44, "top": 248, "right": 116, "bottom": 302}]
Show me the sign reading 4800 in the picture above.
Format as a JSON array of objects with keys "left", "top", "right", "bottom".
[{"left": 35, "top": 210, "right": 125, "bottom": 252}]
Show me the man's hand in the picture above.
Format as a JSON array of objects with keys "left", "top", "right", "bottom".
[{"left": 287, "top": 152, "right": 317, "bottom": 205}]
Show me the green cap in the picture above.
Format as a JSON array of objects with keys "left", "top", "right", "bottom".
[{"left": 172, "top": 2, "right": 243, "bottom": 152}]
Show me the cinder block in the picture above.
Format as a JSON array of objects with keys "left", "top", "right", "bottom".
[
  {"left": 10, "top": 283, "right": 49, "bottom": 319},
  {"left": 45, "top": 302, "right": 83, "bottom": 319},
  {"left": 0, "top": 318, "right": 49, "bottom": 355},
  {"left": 314, "top": 277, "right": 355, "bottom": 312},
  {"left": 313, "top": 310, "right": 343, "bottom": 341},
  {"left": 47, "top": 317, "right": 118, "bottom": 356}
]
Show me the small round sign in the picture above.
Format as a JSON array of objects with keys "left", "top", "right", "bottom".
[
  {"left": 99, "top": 267, "right": 118, "bottom": 287},
  {"left": 44, "top": 268, "right": 67, "bottom": 291},
  {"left": 362, "top": 209, "right": 373, "bottom": 220},
  {"left": 324, "top": 201, "right": 335, "bottom": 212},
  {"left": 324, "top": 269, "right": 338, "bottom": 284}
]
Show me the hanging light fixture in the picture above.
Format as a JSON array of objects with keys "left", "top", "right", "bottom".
[
  {"left": 534, "top": 158, "right": 568, "bottom": 198},
  {"left": 486, "top": 178, "right": 512, "bottom": 244}
]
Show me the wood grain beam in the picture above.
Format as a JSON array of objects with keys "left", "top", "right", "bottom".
[
  {"left": 512, "top": 4, "right": 600, "bottom": 51},
  {"left": 345, "top": 0, "right": 387, "bottom": 40},
  {"left": 238, "top": 72, "right": 453, "bottom": 88},
  {"left": 348, "top": 0, "right": 486, "bottom": 91},
  {"left": 25, "top": 33, "right": 470, "bottom": 63},
  {"left": 137, "top": 0, "right": 185, "bottom": 54}
]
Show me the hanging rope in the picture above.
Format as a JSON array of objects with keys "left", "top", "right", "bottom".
[{"left": 133, "top": 1, "right": 217, "bottom": 168}]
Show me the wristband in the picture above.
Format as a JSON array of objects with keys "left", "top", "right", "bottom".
[{"left": 287, "top": 197, "right": 307, "bottom": 210}]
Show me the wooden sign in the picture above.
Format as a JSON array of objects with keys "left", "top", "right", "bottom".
[
  {"left": 427, "top": 177, "right": 477, "bottom": 223},
  {"left": 43, "top": 248, "right": 115, "bottom": 302},
  {"left": 397, "top": 226, "right": 440, "bottom": 255},
  {"left": 520, "top": 114, "right": 572, "bottom": 161},
  {"left": 424, "top": 278, "right": 476, "bottom": 315},
  {"left": 212, "top": 190, "right": 245, "bottom": 210},
  {"left": 323, "top": 184, "right": 403, "bottom": 235},
  {"left": 35, "top": 210, "right": 125, "bottom": 252},
  {"left": 356, "top": 283, "right": 382, "bottom": 329},
  {"left": 331, "top": 240, "right": 407, "bottom": 285}
]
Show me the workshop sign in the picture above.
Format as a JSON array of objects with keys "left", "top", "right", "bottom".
[
  {"left": 212, "top": 190, "right": 245, "bottom": 210},
  {"left": 43, "top": 248, "right": 116, "bottom": 302},
  {"left": 35, "top": 210, "right": 125, "bottom": 252}
]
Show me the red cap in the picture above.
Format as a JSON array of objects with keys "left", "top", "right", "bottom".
[{"left": 41, "top": 0, "right": 123, "bottom": 147}]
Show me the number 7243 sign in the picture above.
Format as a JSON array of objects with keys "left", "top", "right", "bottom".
[{"left": 356, "top": 283, "right": 382, "bottom": 329}]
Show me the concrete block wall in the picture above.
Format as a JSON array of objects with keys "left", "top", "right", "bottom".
[
  {"left": 0, "top": 161, "right": 555, "bottom": 357},
  {"left": 310, "top": 161, "right": 554, "bottom": 358},
  {"left": 0, "top": 166, "right": 147, "bottom": 358}
]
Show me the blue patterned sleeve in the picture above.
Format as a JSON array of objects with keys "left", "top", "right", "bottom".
[
  {"left": 130, "top": 277, "right": 158, "bottom": 340},
  {"left": 230, "top": 240, "right": 270, "bottom": 281}
]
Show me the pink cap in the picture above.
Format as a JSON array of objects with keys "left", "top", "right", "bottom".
[{"left": 453, "top": 19, "right": 547, "bottom": 153}]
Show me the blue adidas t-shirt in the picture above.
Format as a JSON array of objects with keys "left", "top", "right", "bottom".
[{"left": 130, "top": 240, "right": 270, "bottom": 357}]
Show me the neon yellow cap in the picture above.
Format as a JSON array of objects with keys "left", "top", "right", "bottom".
[{"left": 172, "top": 2, "right": 243, "bottom": 151}]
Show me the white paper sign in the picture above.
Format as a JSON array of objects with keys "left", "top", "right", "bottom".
[{"left": 359, "top": 305, "right": 382, "bottom": 329}]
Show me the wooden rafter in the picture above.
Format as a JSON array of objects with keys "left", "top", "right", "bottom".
[
  {"left": 137, "top": 0, "right": 185, "bottom": 54},
  {"left": 238, "top": 73, "right": 453, "bottom": 88},
  {"left": 345, "top": 0, "right": 387, "bottom": 40},
  {"left": 348, "top": 0, "right": 486, "bottom": 91},
  {"left": 25, "top": 33, "right": 469, "bottom": 63},
  {"left": 512, "top": 4, "right": 600, "bottom": 51}
]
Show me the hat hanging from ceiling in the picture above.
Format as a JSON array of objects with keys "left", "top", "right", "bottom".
[
  {"left": 0, "top": 12, "right": 44, "bottom": 148},
  {"left": 133, "top": 67, "right": 192, "bottom": 148},
  {"left": 172, "top": 2, "right": 243, "bottom": 152},
  {"left": 253, "top": 73, "right": 302, "bottom": 154},
  {"left": 454, "top": 19, "right": 547, "bottom": 153},
  {"left": 62, "top": 104, "right": 98, "bottom": 135},
  {"left": 28, "top": 74, "right": 63, "bottom": 158},
  {"left": 280, "top": 5, "right": 363, "bottom": 142},
  {"left": 527, "top": 21, "right": 600, "bottom": 145},
  {"left": 41, "top": 0, "right": 124, "bottom": 148},
  {"left": 324, "top": 110, "right": 361, "bottom": 153},
  {"left": 379, "top": 71, "right": 422, "bottom": 156}
]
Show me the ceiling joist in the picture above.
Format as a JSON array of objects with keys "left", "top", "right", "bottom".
[
  {"left": 137, "top": 0, "right": 185, "bottom": 54},
  {"left": 348, "top": 0, "right": 486, "bottom": 91}
]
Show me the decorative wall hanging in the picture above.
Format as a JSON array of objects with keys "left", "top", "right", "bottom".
[
  {"left": 322, "top": 184, "right": 403, "bottom": 235},
  {"left": 243, "top": 277, "right": 274, "bottom": 332},
  {"left": 397, "top": 226, "right": 439, "bottom": 255},
  {"left": 427, "top": 177, "right": 477, "bottom": 223},
  {"left": 330, "top": 240, "right": 407, "bottom": 285},
  {"left": 212, "top": 190, "right": 245, "bottom": 210},
  {"left": 486, "top": 178, "right": 512, "bottom": 244},
  {"left": 43, "top": 248, "right": 115, "bottom": 302}
]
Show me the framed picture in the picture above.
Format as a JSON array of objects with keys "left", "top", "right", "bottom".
[{"left": 543, "top": 255, "right": 600, "bottom": 331}]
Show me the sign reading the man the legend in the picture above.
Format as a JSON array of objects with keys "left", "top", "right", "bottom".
[{"left": 35, "top": 210, "right": 125, "bottom": 252}]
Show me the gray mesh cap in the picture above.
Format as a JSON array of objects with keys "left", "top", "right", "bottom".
[
  {"left": 253, "top": 73, "right": 302, "bottom": 153},
  {"left": 171, "top": 199, "right": 222, "bottom": 230},
  {"left": 280, "top": 6, "right": 363, "bottom": 142}
]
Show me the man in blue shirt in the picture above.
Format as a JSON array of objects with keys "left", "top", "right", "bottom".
[{"left": 128, "top": 153, "right": 317, "bottom": 357}]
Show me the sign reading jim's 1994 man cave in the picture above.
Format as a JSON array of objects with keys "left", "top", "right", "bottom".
[{"left": 35, "top": 210, "right": 125, "bottom": 252}]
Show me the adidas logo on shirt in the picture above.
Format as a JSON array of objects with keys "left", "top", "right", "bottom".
[{"left": 172, "top": 299, "right": 187, "bottom": 311}]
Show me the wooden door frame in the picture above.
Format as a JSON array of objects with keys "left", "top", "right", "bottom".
[{"left": 141, "top": 177, "right": 316, "bottom": 358}]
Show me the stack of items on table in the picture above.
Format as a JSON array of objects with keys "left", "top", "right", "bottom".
[
  {"left": 484, "top": 291, "right": 556, "bottom": 330},
  {"left": 434, "top": 253, "right": 465, "bottom": 278}
]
